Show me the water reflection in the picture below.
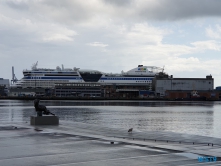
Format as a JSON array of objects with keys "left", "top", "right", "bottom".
[{"left": 0, "top": 100, "right": 220, "bottom": 138}]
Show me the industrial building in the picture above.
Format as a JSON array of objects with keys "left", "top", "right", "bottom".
[
  {"left": 109, "top": 84, "right": 153, "bottom": 98},
  {"left": 0, "top": 78, "right": 10, "bottom": 96},
  {"left": 55, "top": 83, "right": 103, "bottom": 97},
  {"left": 9, "top": 88, "right": 45, "bottom": 97},
  {"left": 0, "top": 86, "right": 7, "bottom": 96},
  {"left": 0, "top": 78, "right": 9, "bottom": 88},
  {"left": 53, "top": 83, "right": 153, "bottom": 98},
  {"left": 153, "top": 74, "right": 214, "bottom": 97}
]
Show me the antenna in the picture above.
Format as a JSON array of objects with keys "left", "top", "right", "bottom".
[
  {"left": 162, "top": 65, "right": 165, "bottom": 73},
  {"left": 73, "top": 67, "right": 80, "bottom": 71},
  {"left": 31, "top": 61, "right": 38, "bottom": 70},
  {"left": 11, "top": 66, "right": 18, "bottom": 84}
]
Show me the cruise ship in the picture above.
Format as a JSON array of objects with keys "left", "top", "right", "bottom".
[{"left": 11, "top": 62, "right": 163, "bottom": 88}]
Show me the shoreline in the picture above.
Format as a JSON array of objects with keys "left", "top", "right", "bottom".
[{"left": 0, "top": 96, "right": 220, "bottom": 101}]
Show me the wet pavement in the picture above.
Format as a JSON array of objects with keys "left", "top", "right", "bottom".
[{"left": 0, "top": 121, "right": 221, "bottom": 166}]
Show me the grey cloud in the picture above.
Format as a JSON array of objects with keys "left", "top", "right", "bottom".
[
  {"left": 102, "top": 0, "right": 134, "bottom": 6},
  {"left": 4, "top": 0, "right": 221, "bottom": 25},
  {"left": 138, "top": 0, "right": 221, "bottom": 20},
  {"left": 5, "top": 0, "right": 29, "bottom": 11},
  {"left": 38, "top": 0, "right": 95, "bottom": 23},
  {"left": 37, "top": 0, "right": 221, "bottom": 23}
]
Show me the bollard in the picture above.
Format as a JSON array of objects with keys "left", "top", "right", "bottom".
[
  {"left": 167, "top": 140, "right": 168, "bottom": 143},
  {"left": 193, "top": 142, "right": 194, "bottom": 145},
  {"left": 155, "top": 140, "right": 156, "bottom": 142},
  {"left": 208, "top": 143, "right": 209, "bottom": 146},
  {"left": 212, "top": 143, "right": 213, "bottom": 146},
  {"left": 110, "top": 142, "right": 114, "bottom": 144}
]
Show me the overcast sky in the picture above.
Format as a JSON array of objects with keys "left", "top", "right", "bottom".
[{"left": 1, "top": 0, "right": 221, "bottom": 86}]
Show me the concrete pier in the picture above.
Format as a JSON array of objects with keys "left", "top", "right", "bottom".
[
  {"left": 30, "top": 116, "right": 59, "bottom": 125},
  {"left": 0, "top": 121, "right": 221, "bottom": 166}
]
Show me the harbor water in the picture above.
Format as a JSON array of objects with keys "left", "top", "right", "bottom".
[{"left": 0, "top": 100, "right": 221, "bottom": 138}]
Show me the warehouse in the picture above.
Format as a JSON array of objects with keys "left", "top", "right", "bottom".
[{"left": 153, "top": 74, "right": 214, "bottom": 97}]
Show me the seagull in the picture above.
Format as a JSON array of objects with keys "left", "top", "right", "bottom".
[{"left": 128, "top": 128, "right": 133, "bottom": 133}]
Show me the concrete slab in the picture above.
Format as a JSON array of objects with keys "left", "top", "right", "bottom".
[
  {"left": 30, "top": 116, "right": 59, "bottom": 125},
  {"left": 0, "top": 121, "right": 221, "bottom": 166},
  {"left": 188, "top": 149, "right": 221, "bottom": 157}
]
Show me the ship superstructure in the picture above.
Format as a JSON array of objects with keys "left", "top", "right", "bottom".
[{"left": 11, "top": 62, "right": 163, "bottom": 89}]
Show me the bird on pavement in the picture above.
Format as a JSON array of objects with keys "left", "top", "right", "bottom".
[{"left": 128, "top": 128, "right": 133, "bottom": 133}]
